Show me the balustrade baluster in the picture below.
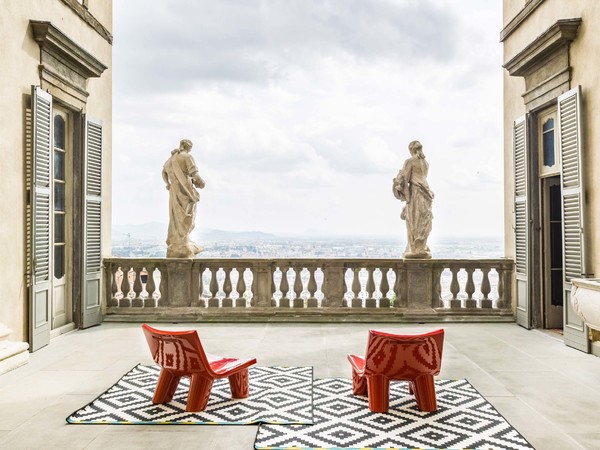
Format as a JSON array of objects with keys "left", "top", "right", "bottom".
[
  {"left": 109, "top": 266, "right": 121, "bottom": 307},
  {"left": 236, "top": 268, "right": 247, "bottom": 307},
  {"left": 351, "top": 268, "right": 361, "bottom": 307},
  {"left": 393, "top": 266, "right": 406, "bottom": 308},
  {"left": 270, "top": 267, "right": 278, "bottom": 306},
  {"left": 280, "top": 267, "right": 290, "bottom": 307},
  {"left": 307, "top": 267, "right": 318, "bottom": 307},
  {"left": 208, "top": 268, "right": 219, "bottom": 307},
  {"left": 449, "top": 267, "right": 461, "bottom": 308},
  {"left": 243, "top": 267, "right": 254, "bottom": 307},
  {"left": 131, "top": 265, "right": 144, "bottom": 307},
  {"left": 144, "top": 265, "right": 156, "bottom": 307},
  {"left": 194, "top": 265, "right": 205, "bottom": 307},
  {"left": 379, "top": 268, "right": 390, "bottom": 308},
  {"left": 480, "top": 267, "right": 492, "bottom": 308},
  {"left": 293, "top": 267, "right": 304, "bottom": 308},
  {"left": 118, "top": 267, "right": 131, "bottom": 307},
  {"left": 365, "top": 268, "right": 376, "bottom": 308},
  {"left": 497, "top": 267, "right": 509, "bottom": 309},
  {"left": 222, "top": 268, "right": 233, "bottom": 307},
  {"left": 465, "top": 268, "right": 476, "bottom": 308},
  {"left": 433, "top": 266, "right": 444, "bottom": 308}
]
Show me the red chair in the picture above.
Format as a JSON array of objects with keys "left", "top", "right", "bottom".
[
  {"left": 142, "top": 323, "right": 257, "bottom": 412},
  {"left": 347, "top": 329, "right": 444, "bottom": 413}
]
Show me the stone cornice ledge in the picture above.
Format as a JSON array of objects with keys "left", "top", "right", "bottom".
[
  {"left": 58, "top": 0, "right": 113, "bottom": 45},
  {"left": 30, "top": 20, "right": 108, "bottom": 78},
  {"left": 503, "top": 18, "right": 582, "bottom": 77},
  {"left": 500, "top": 0, "right": 545, "bottom": 42}
]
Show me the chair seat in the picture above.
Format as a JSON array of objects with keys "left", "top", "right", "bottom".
[{"left": 209, "top": 356, "right": 257, "bottom": 376}]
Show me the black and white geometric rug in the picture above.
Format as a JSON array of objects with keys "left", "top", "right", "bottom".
[
  {"left": 254, "top": 378, "right": 534, "bottom": 450},
  {"left": 67, "top": 365, "right": 313, "bottom": 425}
]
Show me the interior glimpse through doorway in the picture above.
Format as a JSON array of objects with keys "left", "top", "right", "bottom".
[{"left": 541, "top": 176, "right": 563, "bottom": 329}]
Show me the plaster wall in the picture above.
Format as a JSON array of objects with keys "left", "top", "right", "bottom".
[
  {"left": 503, "top": 0, "right": 600, "bottom": 279},
  {"left": 0, "top": 1, "right": 112, "bottom": 341}
]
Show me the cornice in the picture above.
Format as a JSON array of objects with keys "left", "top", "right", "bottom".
[
  {"left": 500, "top": 0, "right": 545, "bottom": 42},
  {"left": 30, "top": 20, "right": 107, "bottom": 78},
  {"left": 503, "top": 18, "right": 582, "bottom": 77}
]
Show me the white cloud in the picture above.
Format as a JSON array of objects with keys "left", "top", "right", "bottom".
[{"left": 112, "top": 0, "right": 504, "bottom": 238}]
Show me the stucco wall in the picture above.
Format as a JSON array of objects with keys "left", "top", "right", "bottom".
[
  {"left": 503, "top": 0, "right": 599, "bottom": 278},
  {"left": 0, "top": 0, "right": 112, "bottom": 341}
]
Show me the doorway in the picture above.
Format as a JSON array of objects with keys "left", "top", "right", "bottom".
[{"left": 541, "top": 176, "right": 563, "bottom": 329}]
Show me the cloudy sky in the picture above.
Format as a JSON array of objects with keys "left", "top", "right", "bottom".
[{"left": 112, "top": 0, "right": 504, "bottom": 239}]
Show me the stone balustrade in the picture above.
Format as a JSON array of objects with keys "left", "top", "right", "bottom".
[{"left": 103, "top": 258, "right": 514, "bottom": 322}]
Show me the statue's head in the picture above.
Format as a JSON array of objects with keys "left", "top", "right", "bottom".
[
  {"left": 408, "top": 140, "right": 425, "bottom": 159},
  {"left": 180, "top": 139, "right": 193, "bottom": 151}
]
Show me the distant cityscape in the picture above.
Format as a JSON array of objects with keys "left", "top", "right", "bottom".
[{"left": 112, "top": 223, "right": 504, "bottom": 259}]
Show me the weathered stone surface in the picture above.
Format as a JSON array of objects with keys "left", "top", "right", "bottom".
[
  {"left": 162, "top": 139, "right": 206, "bottom": 258},
  {"left": 393, "top": 141, "right": 434, "bottom": 259}
]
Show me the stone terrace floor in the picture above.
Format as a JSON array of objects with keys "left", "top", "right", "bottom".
[{"left": 0, "top": 322, "right": 599, "bottom": 449}]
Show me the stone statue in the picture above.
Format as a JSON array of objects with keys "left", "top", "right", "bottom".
[
  {"left": 162, "top": 139, "right": 206, "bottom": 258},
  {"left": 392, "top": 140, "right": 434, "bottom": 259}
]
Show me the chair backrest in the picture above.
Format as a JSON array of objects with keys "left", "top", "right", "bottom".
[
  {"left": 364, "top": 329, "right": 444, "bottom": 380},
  {"left": 142, "top": 323, "right": 212, "bottom": 376}
]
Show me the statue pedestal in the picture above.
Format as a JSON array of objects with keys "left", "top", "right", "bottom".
[
  {"left": 0, "top": 324, "right": 29, "bottom": 375},
  {"left": 404, "top": 260, "right": 434, "bottom": 310}
]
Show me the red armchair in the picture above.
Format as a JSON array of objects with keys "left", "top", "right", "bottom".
[
  {"left": 347, "top": 329, "right": 444, "bottom": 413},
  {"left": 142, "top": 323, "right": 257, "bottom": 412}
]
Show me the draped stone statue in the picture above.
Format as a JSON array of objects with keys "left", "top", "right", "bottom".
[
  {"left": 392, "top": 140, "right": 434, "bottom": 259},
  {"left": 162, "top": 139, "right": 206, "bottom": 258}
]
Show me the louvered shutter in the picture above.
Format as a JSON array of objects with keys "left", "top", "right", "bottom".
[
  {"left": 558, "top": 86, "right": 589, "bottom": 352},
  {"left": 82, "top": 117, "right": 103, "bottom": 328},
  {"left": 28, "top": 86, "right": 53, "bottom": 351},
  {"left": 513, "top": 116, "right": 530, "bottom": 329}
]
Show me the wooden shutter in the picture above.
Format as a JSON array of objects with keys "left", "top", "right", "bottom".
[
  {"left": 82, "top": 117, "right": 103, "bottom": 328},
  {"left": 558, "top": 86, "right": 589, "bottom": 352},
  {"left": 28, "top": 86, "right": 53, "bottom": 351},
  {"left": 513, "top": 116, "right": 530, "bottom": 329}
]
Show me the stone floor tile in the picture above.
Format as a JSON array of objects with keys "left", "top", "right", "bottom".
[
  {"left": 488, "top": 396, "right": 586, "bottom": 450},
  {"left": 569, "top": 433, "right": 600, "bottom": 449}
]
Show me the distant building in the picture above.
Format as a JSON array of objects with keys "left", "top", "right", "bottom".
[
  {"left": 502, "top": 1, "right": 598, "bottom": 351},
  {"left": 0, "top": 0, "right": 112, "bottom": 363}
]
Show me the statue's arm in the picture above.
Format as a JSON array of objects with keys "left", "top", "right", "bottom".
[
  {"left": 192, "top": 173, "right": 206, "bottom": 189},
  {"left": 186, "top": 154, "right": 206, "bottom": 189},
  {"left": 162, "top": 167, "right": 170, "bottom": 190}
]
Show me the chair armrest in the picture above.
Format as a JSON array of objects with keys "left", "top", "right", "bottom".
[{"left": 347, "top": 354, "right": 365, "bottom": 374}]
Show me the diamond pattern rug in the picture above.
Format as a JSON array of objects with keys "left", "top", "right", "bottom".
[
  {"left": 67, "top": 365, "right": 313, "bottom": 425},
  {"left": 254, "top": 378, "right": 534, "bottom": 450}
]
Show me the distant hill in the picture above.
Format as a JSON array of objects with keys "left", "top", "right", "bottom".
[
  {"left": 201, "top": 229, "right": 277, "bottom": 241},
  {"left": 112, "top": 222, "right": 276, "bottom": 243}
]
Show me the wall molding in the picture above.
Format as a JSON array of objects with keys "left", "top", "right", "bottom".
[{"left": 500, "top": 0, "right": 546, "bottom": 42}]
